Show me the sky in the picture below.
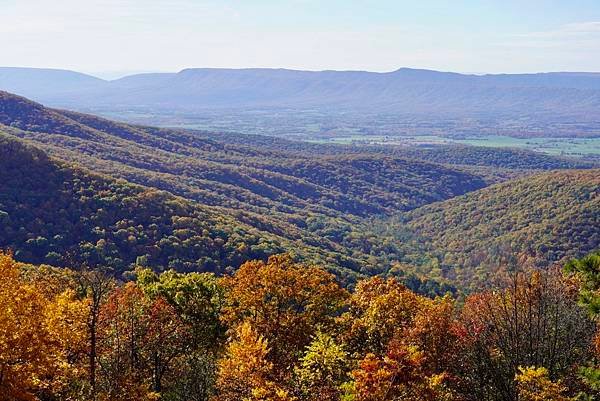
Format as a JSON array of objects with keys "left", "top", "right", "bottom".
[{"left": 1, "top": 0, "right": 600, "bottom": 78}]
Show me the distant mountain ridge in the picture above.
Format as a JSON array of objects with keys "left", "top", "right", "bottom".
[
  {"left": 0, "top": 67, "right": 104, "bottom": 99},
  {"left": 2, "top": 67, "right": 600, "bottom": 123}
]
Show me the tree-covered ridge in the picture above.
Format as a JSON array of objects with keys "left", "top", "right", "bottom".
[
  {"left": 0, "top": 134, "right": 282, "bottom": 274},
  {"left": 1, "top": 91, "right": 594, "bottom": 221},
  {"left": 0, "top": 90, "right": 489, "bottom": 286},
  {"left": 388, "top": 169, "right": 600, "bottom": 287},
  {"left": 0, "top": 91, "right": 488, "bottom": 219},
  {"left": 0, "top": 90, "right": 102, "bottom": 140},
  {"left": 3, "top": 134, "right": 408, "bottom": 283},
  {"left": 1, "top": 90, "right": 598, "bottom": 291},
  {"left": 139, "top": 125, "right": 597, "bottom": 171},
  {"left": 0, "top": 133, "right": 458, "bottom": 291}
]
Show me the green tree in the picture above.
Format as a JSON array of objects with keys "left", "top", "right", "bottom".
[{"left": 294, "top": 332, "right": 348, "bottom": 401}]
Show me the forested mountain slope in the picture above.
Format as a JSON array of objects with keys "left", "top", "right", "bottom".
[
  {"left": 0, "top": 91, "right": 488, "bottom": 221},
  {"left": 184, "top": 130, "right": 595, "bottom": 171},
  {"left": 0, "top": 134, "right": 400, "bottom": 282},
  {"left": 376, "top": 170, "right": 600, "bottom": 288},
  {"left": 1, "top": 90, "right": 598, "bottom": 291},
  {"left": 0, "top": 134, "right": 279, "bottom": 273},
  {"left": 391, "top": 144, "right": 597, "bottom": 170}
]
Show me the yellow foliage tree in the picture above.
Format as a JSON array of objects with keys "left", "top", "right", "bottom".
[
  {"left": 214, "top": 321, "right": 292, "bottom": 401},
  {"left": 0, "top": 252, "right": 87, "bottom": 400},
  {"left": 340, "top": 276, "right": 428, "bottom": 356},
  {"left": 515, "top": 366, "right": 569, "bottom": 401}
]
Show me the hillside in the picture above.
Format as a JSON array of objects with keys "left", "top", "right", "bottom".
[
  {"left": 390, "top": 144, "right": 597, "bottom": 170},
  {"left": 183, "top": 130, "right": 596, "bottom": 171},
  {"left": 0, "top": 133, "right": 280, "bottom": 273},
  {"left": 0, "top": 91, "right": 501, "bottom": 287},
  {"left": 375, "top": 170, "right": 600, "bottom": 288},
  {"left": 1, "top": 91, "right": 598, "bottom": 291},
  {"left": 0, "top": 91, "right": 489, "bottom": 222},
  {"left": 0, "top": 133, "right": 405, "bottom": 282}
]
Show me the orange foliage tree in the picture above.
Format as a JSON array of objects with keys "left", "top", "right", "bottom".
[
  {"left": 343, "top": 277, "right": 462, "bottom": 401},
  {"left": 96, "top": 282, "right": 188, "bottom": 400},
  {"left": 220, "top": 254, "right": 348, "bottom": 372},
  {"left": 0, "top": 252, "right": 87, "bottom": 400}
]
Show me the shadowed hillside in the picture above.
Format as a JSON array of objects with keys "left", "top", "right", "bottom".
[
  {"left": 0, "top": 91, "right": 489, "bottom": 222},
  {"left": 0, "top": 133, "right": 284, "bottom": 274}
]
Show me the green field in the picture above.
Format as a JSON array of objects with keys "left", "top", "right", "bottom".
[
  {"left": 456, "top": 136, "right": 600, "bottom": 156},
  {"left": 311, "top": 135, "right": 600, "bottom": 157}
]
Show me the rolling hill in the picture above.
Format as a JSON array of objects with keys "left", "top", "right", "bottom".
[
  {"left": 0, "top": 133, "right": 407, "bottom": 284},
  {"left": 0, "top": 90, "right": 598, "bottom": 291},
  {"left": 0, "top": 90, "right": 489, "bottom": 222},
  {"left": 0, "top": 133, "right": 278, "bottom": 273},
  {"left": 371, "top": 170, "right": 600, "bottom": 288},
  {"left": 0, "top": 90, "right": 500, "bottom": 287}
]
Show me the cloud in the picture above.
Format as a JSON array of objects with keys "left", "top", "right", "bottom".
[{"left": 505, "top": 21, "right": 600, "bottom": 48}]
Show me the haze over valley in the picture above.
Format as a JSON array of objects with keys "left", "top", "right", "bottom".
[{"left": 2, "top": 66, "right": 600, "bottom": 158}]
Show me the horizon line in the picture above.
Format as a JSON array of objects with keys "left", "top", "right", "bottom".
[{"left": 1, "top": 65, "right": 600, "bottom": 81}]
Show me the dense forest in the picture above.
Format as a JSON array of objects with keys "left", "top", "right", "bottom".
[
  {"left": 0, "top": 134, "right": 278, "bottom": 273},
  {"left": 366, "top": 169, "right": 600, "bottom": 289},
  {"left": 2, "top": 250, "right": 600, "bottom": 401},
  {"left": 0, "top": 87, "right": 599, "bottom": 401},
  {"left": 1, "top": 90, "right": 599, "bottom": 291},
  {"left": 0, "top": 133, "right": 401, "bottom": 285},
  {"left": 0, "top": 90, "right": 490, "bottom": 219}
]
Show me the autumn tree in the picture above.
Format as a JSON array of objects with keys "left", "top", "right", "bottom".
[
  {"left": 340, "top": 276, "right": 462, "bottom": 401},
  {"left": 96, "top": 283, "right": 153, "bottom": 399},
  {"left": 339, "top": 276, "right": 426, "bottom": 356},
  {"left": 94, "top": 281, "right": 189, "bottom": 400},
  {"left": 350, "top": 341, "right": 456, "bottom": 401},
  {"left": 0, "top": 252, "right": 87, "bottom": 400},
  {"left": 41, "top": 288, "right": 90, "bottom": 399},
  {"left": 136, "top": 268, "right": 225, "bottom": 400},
  {"left": 294, "top": 332, "right": 348, "bottom": 401},
  {"left": 213, "top": 321, "right": 291, "bottom": 401},
  {"left": 460, "top": 268, "right": 595, "bottom": 401},
  {"left": 136, "top": 267, "right": 225, "bottom": 348},
  {"left": 220, "top": 254, "right": 348, "bottom": 372},
  {"left": 515, "top": 366, "right": 569, "bottom": 401},
  {"left": 75, "top": 267, "right": 114, "bottom": 400}
]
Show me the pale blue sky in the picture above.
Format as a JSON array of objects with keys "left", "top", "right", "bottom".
[{"left": 1, "top": 0, "right": 600, "bottom": 78}]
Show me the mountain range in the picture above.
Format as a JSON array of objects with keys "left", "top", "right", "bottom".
[{"left": 2, "top": 67, "right": 600, "bottom": 131}]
